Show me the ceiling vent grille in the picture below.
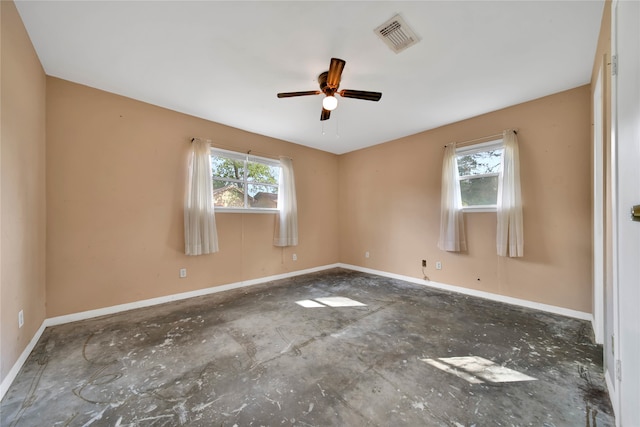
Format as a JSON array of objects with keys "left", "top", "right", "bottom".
[{"left": 374, "top": 14, "right": 420, "bottom": 54}]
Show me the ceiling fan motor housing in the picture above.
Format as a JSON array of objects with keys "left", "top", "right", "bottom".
[{"left": 318, "top": 71, "right": 336, "bottom": 96}]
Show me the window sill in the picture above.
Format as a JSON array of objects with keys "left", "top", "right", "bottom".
[
  {"left": 215, "top": 208, "right": 279, "bottom": 214},
  {"left": 462, "top": 206, "right": 497, "bottom": 213}
]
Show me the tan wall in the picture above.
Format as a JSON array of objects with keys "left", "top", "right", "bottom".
[
  {"left": 0, "top": 1, "right": 47, "bottom": 382},
  {"left": 339, "top": 86, "right": 593, "bottom": 313},
  {"left": 46, "top": 77, "right": 339, "bottom": 317}
]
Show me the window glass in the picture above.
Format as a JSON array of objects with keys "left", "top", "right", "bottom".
[
  {"left": 212, "top": 155, "right": 245, "bottom": 181},
  {"left": 459, "top": 176, "right": 499, "bottom": 206},
  {"left": 456, "top": 141, "right": 503, "bottom": 209},
  {"left": 211, "top": 149, "right": 280, "bottom": 211},
  {"left": 246, "top": 160, "right": 279, "bottom": 183},
  {"left": 457, "top": 149, "right": 502, "bottom": 177},
  {"left": 248, "top": 183, "right": 278, "bottom": 208}
]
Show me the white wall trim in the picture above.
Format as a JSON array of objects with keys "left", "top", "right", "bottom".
[
  {"left": 0, "top": 263, "right": 340, "bottom": 400},
  {"left": 46, "top": 263, "right": 341, "bottom": 327},
  {"left": 0, "top": 322, "right": 47, "bottom": 401},
  {"left": 605, "top": 368, "right": 618, "bottom": 418},
  {"left": 592, "top": 64, "right": 605, "bottom": 344},
  {"left": 2, "top": 261, "right": 592, "bottom": 401},
  {"left": 339, "top": 263, "right": 593, "bottom": 321}
]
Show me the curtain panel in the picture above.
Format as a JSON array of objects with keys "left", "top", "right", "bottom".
[
  {"left": 274, "top": 156, "right": 298, "bottom": 247},
  {"left": 496, "top": 129, "right": 524, "bottom": 257},
  {"left": 438, "top": 142, "right": 467, "bottom": 252},
  {"left": 184, "top": 139, "right": 219, "bottom": 256}
]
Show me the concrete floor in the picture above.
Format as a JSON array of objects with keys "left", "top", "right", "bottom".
[{"left": 1, "top": 268, "right": 613, "bottom": 426}]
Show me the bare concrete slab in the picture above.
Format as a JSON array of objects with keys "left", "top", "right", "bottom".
[{"left": 1, "top": 269, "right": 613, "bottom": 426}]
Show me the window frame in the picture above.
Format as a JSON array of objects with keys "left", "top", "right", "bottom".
[
  {"left": 455, "top": 139, "right": 504, "bottom": 212},
  {"left": 210, "top": 148, "right": 281, "bottom": 214}
]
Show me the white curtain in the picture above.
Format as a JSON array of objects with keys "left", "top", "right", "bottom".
[
  {"left": 274, "top": 156, "right": 298, "bottom": 247},
  {"left": 496, "top": 129, "right": 524, "bottom": 257},
  {"left": 438, "top": 142, "right": 467, "bottom": 252},
  {"left": 184, "top": 139, "right": 219, "bottom": 256}
]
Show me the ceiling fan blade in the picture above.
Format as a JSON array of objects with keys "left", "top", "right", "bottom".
[
  {"left": 320, "top": 108, "right": 331, "bottom": 121},
  {"left": 277, "top": 90, "right": 321, "bottom": 98},
  {"left": 326, "top": 58, "right": 346, "bottom": 89},
  {"left": 339, "top": 89, "right": 382, "bottom": 102}
]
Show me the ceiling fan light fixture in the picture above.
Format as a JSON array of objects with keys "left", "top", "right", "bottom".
[
  {"left": 322, "top": 95, "right": 338, "bottom": 111},
  {"left": 276, "top": 58, "right": 381, "bottom": 121}
]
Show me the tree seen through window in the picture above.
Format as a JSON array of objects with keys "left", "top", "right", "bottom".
[
  {"left": 211, "top": 150, "right": 280, "bottom": 209},
  {"left": 457, "top": 146, "right": 503, "bottom": 207}
]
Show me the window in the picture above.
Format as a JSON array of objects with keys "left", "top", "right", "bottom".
[
  {"left": 210, "top": 148, "right": 280, "bottom": 212},
  {"left": 456, "top": 140, "right": 503, "bottom": 211}
]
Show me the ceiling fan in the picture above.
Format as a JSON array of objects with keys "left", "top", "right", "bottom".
[{"left": 277, "top": 58, "right": 382, "bottom": 121}]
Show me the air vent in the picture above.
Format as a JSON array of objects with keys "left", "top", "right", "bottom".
[{"left": 374, "top": 14, "right": 420, "bottom": 54}]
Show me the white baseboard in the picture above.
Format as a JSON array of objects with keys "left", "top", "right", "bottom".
[
  {"left": 0, "top": 322, "right": 47, "bottom": 400},
  {"left": 46, "top": 263, "right": 341, "bottom": 327},
  {"left": 592, "top": 317, "right": 604, "bottom": 345},
  {"left": 605, "top": 369, "right": 619, "bottom": 425},
  {"left": 339, "top": 263, "right": 593, "bottom": 321},
  {"left": 2, "top": 262, "right": 592, "bottom": 401},
  {"left": 1, "top": 263, "right": 340, "bottom": 400}
]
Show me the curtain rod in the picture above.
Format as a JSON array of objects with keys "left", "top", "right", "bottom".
[
  {"left": 444, "top": 130, "right": 517, "bottom": 148},
  {"left": 190, "top": 137, "right": 291, "bottom": 161}
]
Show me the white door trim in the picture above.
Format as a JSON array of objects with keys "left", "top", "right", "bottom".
[
  {"left": 610, "top": 0, "right": 640, "bottom": 424},
  {"left": 592, "top": 66, "right": 604, "bottom": 344},
  {"left": 608, "top": 0, "right": 621, "bottom": 418}
]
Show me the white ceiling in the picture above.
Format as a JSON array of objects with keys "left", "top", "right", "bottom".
[{"left": 15, "top": 1, "right": 604, "bottom": 155}]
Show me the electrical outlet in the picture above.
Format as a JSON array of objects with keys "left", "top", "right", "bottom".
[
  {"left": 436, "top": 261, "right": 442, "bottom": 270},
  {"left": 292, "top": 253, "right": 297, "bottom": 261},
  {"left": 421, "top": 259, "right": 427, "bottom": 267},
  {"left": 18, "top": 310, "right": 24, "bottom": 328},
  {"left": 365, "top": 251, "right": 370, "bottom": 258},
  {"left": 179, "top": 268, "right": 187, "bottom": 278}
]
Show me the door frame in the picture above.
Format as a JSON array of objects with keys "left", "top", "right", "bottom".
[
  {"left": 592, "top": 66, "right": 604, "bottom": 345},
  {"left": 607, "top": 0, "right": 621, "bottom": 417},
  {"left": 610, "top": 0, "right": 640, "bottom": 423}
]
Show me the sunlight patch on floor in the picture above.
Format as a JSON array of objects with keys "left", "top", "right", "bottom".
[
  {"left": 295, "top": 299, "right": 326, "bottom": 308},
  {"left": 421, "top": 356, "right": 537, "bottom": 384},
  {"left": 295, "top": 296, "right": 366, "bottom": 308}
]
